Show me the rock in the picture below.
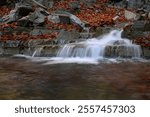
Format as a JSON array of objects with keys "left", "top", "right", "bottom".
[
  {"left": 47, "top": 1, "right": 54, "bottom": 8},
  {"left": 2, "top": 3, "right": 33, "bottom": 23},
  {"left": 143, "top": 4, "right": 150, "bottom": 12},
  {"left": 69, "top": 1, "right": 80, "bottom": 10},
  {"left": 52, "top": 11, "right": 85, "bottom": 28},
  {"left": 148, "top": 12, "right": 150, "bottom": 19},
  {"left": 122, "top": 20, "right": 150, "bottom": 39},
  {"left": 30, "top": 28, "right": 52, "bottom": 36},
  {"left": 1, "top": 40, "right": 20, "bottom": 48},
  {"left": 0, "top": 32, "right": 2, "bottom": 36},
  {"left": 28, "top": 39, "right": 47, "bottom": 47},
  {"left": 132, "top": 21, "right": 145, "bottom": 31},
  {"left": 93, "top": 27, "right": 113, "bottom": 37},
  {"left": 82, "top": 0, "right": 96, "bottom": 3},
  {"left": 141, "top": 47, "right": 150, "bottom": 58},
  {"left": 127, "top": 0, "right": 143, "bottom": 9},
  {"left": 124, "top": 10, "right": 139, "bottom": 21},
  {"left": 16, "top": 4, "right": 33, "bottom": 17},
  {"left": 18, "top": 8, "right": 48, "bottom": 26},
  {"left": 70, "top": 14, "right": 85, "bottom": 28},
  {"left": 35, "top": 0, "right": 54, "bottom": 8},
  {"left": 2, "top": 10, "right": 18, "bottom": 23},
  {"left": 132, "top": 20, "right": 150, "bottom": 31},
  {"left": 104, "top": 44, "right": 142, "bottom": 58},
  {"left": 0, "top": 17, "right": 2, "bottom": 23},
  {"left": 56, "top": 30, "right": 80, "bottom": 44},
  {"left": 84, "top": 0, "right": 96, "bottom": 3},
  {"left": 48, "top": 15, "right": 60, "bottom": 23},
  {"left": 59, "top": 14, "right": 71, "bottom": 24},
  {"left": 17, "top": 16, "right": 32, "bottom": 27}
]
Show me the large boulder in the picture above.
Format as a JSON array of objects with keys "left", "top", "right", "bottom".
[
  {"left": 18, "top": 8, "right": 48, "bottom": 26},
  {"left": 50, "top": 11, "right": 85, "bottom": 28},
  {"left": 124, "top": 10, "right": 139, "bottom": 21},
  {"left": 2, "top": 3, "right": 33, "bottom": 23}
]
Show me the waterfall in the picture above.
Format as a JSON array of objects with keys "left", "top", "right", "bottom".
[
  {"left": 32, "top": 47, "right": 43, "bottom": 57},
  {"left": 57, "top": 30, "right": 141, "bottom": 58},
  {"left": 14, "top": 30, "right": 144, "bottom": 64}
]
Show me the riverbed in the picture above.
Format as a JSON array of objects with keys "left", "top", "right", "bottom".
[{"left": 0, "top": 57, "right": 149, "bottom": 100}]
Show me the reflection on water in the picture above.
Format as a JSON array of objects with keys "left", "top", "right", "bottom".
[{"left": 0, "top": 57, "right": 149, "bottom": 99}]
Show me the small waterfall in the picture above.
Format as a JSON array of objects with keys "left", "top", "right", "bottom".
[
  {"left": 32, "top": 47, "right": 43, "bottom": 57},
  {"left": 57, "top": 30, "right": 141, "bottom": 58}
]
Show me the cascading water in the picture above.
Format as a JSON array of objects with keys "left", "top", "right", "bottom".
[
  {"left": 15, "top": 30, "right": 143, "bottom": 64},
  {"left": 32, "top": 47, "right": 43, "bottom": 57},
  {"left": 57, "top": 30, "right": 141, "bottom": 59}
]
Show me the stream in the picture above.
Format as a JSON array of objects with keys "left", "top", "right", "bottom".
[{"left": 0, "top": 30, "right": 149, "bottom": 99}]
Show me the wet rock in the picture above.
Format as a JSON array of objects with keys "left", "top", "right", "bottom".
[
  {"left": 104, "top": 45, "right": 141, "bottom": 58},
  {"left": 32, "top": 45, "right": 59, "bottom": 57},
  {"left": 93, "top": 27, "right": 113, "bottom": 37},
  {"left": 28, "top": 39, "right": 47, "bottom": 47},
  {"left": 141, "top": 47, "right": 150, "bottom": 58},
  {"left": 1, "top": 40, "right": 20, "bottom": 48},
  {"left": 56, "top": 30, "right": 80, "bottom": 44}
]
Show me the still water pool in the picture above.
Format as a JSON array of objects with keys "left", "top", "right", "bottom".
[{"left": 0, "top": 57, "right": 149, "bottom": 99}]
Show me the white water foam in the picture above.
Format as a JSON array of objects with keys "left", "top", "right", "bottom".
[{"left": 57, "top": 30, "right": 141, "bottom": 58}]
